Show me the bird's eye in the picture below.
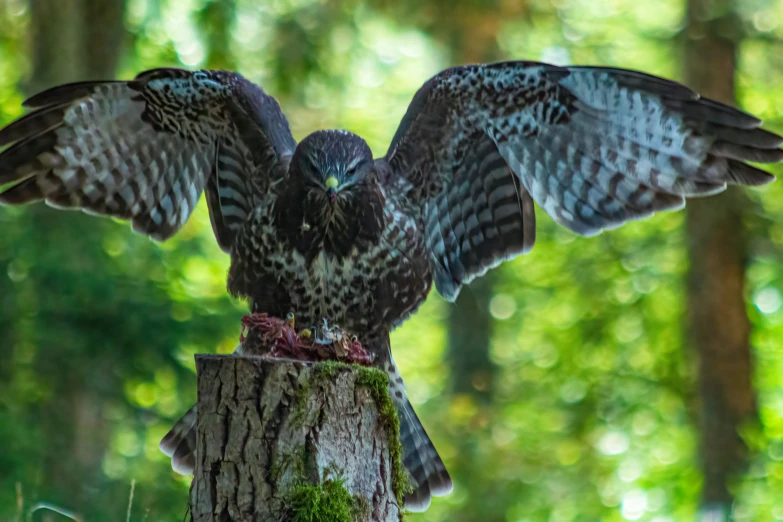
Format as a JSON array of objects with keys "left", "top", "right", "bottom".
[{"left": 346, "top": 161, "right": 362, "bottom": 177}]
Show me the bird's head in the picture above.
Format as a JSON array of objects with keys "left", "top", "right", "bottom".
[
  {"left": 282, "top": 129, "right": 384, "bottom": 256},
  {"left": 291, "top": 130, "right": 375, "bottom": 208}
]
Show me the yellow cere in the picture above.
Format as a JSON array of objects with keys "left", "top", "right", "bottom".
[{"left": 325, "top": 176, "right": 339, "bottom": 189}]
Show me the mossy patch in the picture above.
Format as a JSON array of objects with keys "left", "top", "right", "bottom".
[
  {"left": 288, "top": 473, "right": 354, "bottom": 522},
  {"left": 355, "top": 365, "right": 412, "bottom": 508},
  {"left": 311, "top": 360, "right": 343, "bottom": 380},
  {"left": 291, "top": 380, "right": 310, "bottom": 428}
]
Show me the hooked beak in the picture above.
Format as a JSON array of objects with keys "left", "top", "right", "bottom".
[{"left": 325, "top": 176, "right": 339, "bottom": 203}]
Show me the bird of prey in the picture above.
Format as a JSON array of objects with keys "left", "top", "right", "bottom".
[{"left": 0, "top": 62, "right": 781, "bottom": 511}]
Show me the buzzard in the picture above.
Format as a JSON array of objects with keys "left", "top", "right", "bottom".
[{"left": 1, "top": 62, "right": 780, "bottom": 511}]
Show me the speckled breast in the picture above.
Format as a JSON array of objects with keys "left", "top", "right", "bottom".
[{"left": 228, "top": 195, "right": 433, "bottom": 338}]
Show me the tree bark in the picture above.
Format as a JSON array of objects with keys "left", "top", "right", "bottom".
[
  {"left": 190, "top": 356, "right": 402, "bottom": 522},
  {"left": 683, "top": 0, "right": 758, "bottom": 515}
]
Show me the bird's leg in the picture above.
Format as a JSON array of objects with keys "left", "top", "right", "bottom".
[
  {"left": 311, "top": 318, "right": 340, "bottom": 346},
  {"left": 308, "top": 318, "right": 374, "bottom": 365}
]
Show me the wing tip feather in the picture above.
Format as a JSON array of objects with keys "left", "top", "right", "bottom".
[
  {"left": 22, "top": 81, "right": 117, "bottom": 108},
  {"left": 727, "top": 160, "right": 776, "bottom": 186},
  {"left": 0, "top": 177, "right": 43, "bottom": 205}
]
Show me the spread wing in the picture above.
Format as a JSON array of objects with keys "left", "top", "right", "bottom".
[
  {"left": 0, "top": 68, "right": 296, "bottom": 251},
  {"left": 385, "top": 61, "right": 782, "bottom": 301}
]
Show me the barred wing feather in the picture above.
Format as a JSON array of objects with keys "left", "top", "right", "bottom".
[
  {"left": 0, "top": 68, "right": 295, "bottom": 251},
  {"left": 386, "top": 61, "right": 782, "bottom": 300}
]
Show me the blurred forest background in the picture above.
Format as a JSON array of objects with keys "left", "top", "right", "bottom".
[{"left": 1, "top": 0, "right": 783, "bottom": 521}]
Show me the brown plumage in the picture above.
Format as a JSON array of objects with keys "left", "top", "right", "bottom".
[{"left": 2, "top": 62, "right": 780, "bottom": 512}]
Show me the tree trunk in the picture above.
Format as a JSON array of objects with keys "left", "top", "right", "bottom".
[
  {"left": 25, "top": 0, "right": 127, "bottom": 514},
  {"left": 683, "top": 0, "right": 758, "bottom": 516},
  {"left": 448, "top": 278, "right": 496, "bottom": 400},
  {"left": 27, "top": 0, "right": 83, "bottom": 93},
  {"left": 81, "top": 0, "right": 128, "bottom": 79},
  {"left": 442, "top": 22, "right": 510, "bottom": 522},
  {"left": 190, "top": 356, "right": 403, "bottom": 522},
  {"left": 445, "top": 8, "right": 507, "bottom": 402},
  {"left": 199, "top": 0, "right": 237, "bottom": 70}
]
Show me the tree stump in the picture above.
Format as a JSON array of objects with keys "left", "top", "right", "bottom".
[{"left": 189, "top": 355, "right": 405, "bottom": 522}]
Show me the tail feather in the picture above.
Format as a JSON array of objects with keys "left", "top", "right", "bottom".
[
  {"left": 160, "top": 344, "right": 242, "bottom": 476},
  {"left": 395, "top": 392, "right": 453, "bottom": 512},
  {"left": 159, "top": 405, "right": 197, "bottom": 475},
  {"left": 375, "top": 338, "right": 452, "bottom": 512}
]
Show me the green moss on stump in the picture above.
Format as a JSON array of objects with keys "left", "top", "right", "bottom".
[
  {"left": 311, "top": 360, "right": 343, "bottom": 380},
  {"left": 289, "top": 474, "right": 354, "bottom": 522},
  {"left": 354, "top": 365, "right": 412, "bottom": 507},
  {"left": 291, "top": 380, "right": 310, "bottom": 428}
]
